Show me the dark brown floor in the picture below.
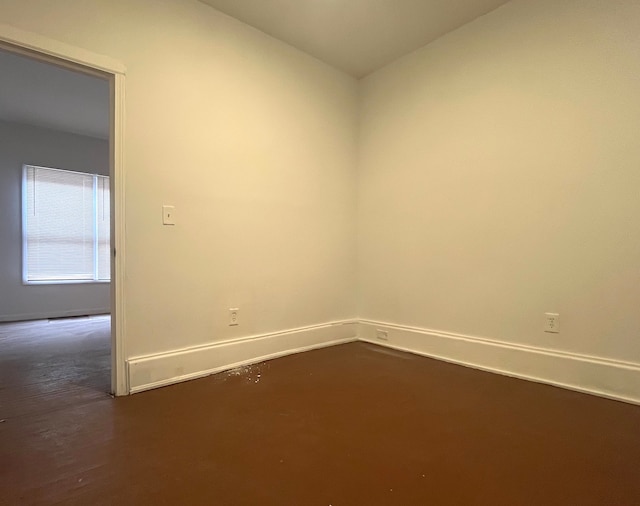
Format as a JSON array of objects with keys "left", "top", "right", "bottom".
[
  {"left": 0, "top": 316, "right": 111, "bottom": 420},
  {"left": 1, "top": 323, "right": 639, "bottom": 505}
]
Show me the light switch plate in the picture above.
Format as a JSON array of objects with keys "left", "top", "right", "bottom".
[{"left": 162, "top": 205, "right": 176, "bottom": 225}]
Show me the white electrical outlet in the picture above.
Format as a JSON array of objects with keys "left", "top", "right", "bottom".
[
  {"left": 376, "top": 329, "right": 389, "bottom": 341},
  {"left": 544, "top": 313, "right": 560, "bottom": 333},
  {"left": 229, "top": 308, "right": 239, "bottom": 326}
]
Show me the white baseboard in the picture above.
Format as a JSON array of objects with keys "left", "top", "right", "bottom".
[
  {"left": 359, "top": 320, "right": 640, "bottom": 405},
  {"left": 125, "top": 317, "right": 640, "bottom": 404},
  {"left": 127, "top": 321, "right": 358, "bottom": 394},
  {"left": 0, "top": 308, "right": 110, "bottom": 323}
]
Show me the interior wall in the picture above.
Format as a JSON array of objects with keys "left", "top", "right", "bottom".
[
  {"left": 5, "top": 0, "right": 636, "bottom": 398},
  {"left": 0, "top": 0, "right": 359, "bottom": 357},
  {"left": 0, "top": 120, "right": 110, "bottom": 322},
  {"left": 358, "top": 0, "right": 640, "bottom": 364}
]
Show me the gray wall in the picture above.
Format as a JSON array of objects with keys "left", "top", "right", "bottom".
[{"left": 0, "top": 120, "right": 110, "bottom": 322}]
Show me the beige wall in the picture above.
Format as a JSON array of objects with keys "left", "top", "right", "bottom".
[
  {"left": 2, "top": 0, "right": 638, "bottom": 391},
  {"left": 0, "top": 0, "right": 359, "bottom": 357},
  {"left": 358, "top": 0, "right": 640, "bottom": 363}
]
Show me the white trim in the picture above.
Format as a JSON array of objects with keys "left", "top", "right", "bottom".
[
  {"left": 0, "top": 23, "right": 127, "bottom": 396},
  {"left": 111, "top": 73, "right": 127, "bottom": 396},
  {"left": 359, "top": 320, "right": 640, "bottom": 406},
  {"left": 128, "top": 321, "right": 358, "bottom": 394},
  {"left": 0, "top": 309, "right": 110, "bottom": 323},
  {"left": 0, "top": 23, "right": 125, "bottom": 75},
  {"left": 21, "top": 165, "right": 28, "bottom": 285}
]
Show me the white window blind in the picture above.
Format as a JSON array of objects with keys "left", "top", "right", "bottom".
[{"left": 23, "top": 165, "right": 111, "bottom": 283}]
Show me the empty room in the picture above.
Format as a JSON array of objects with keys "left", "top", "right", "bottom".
[
  {"left": 1, "top": 0, "right": 639, "bottom": 504},
  {"left": 0, "top": 49, "right": 113, "bottom": 412}
]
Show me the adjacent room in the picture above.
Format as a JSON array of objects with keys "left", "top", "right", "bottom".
[
  {"left": 0, "top": 0, "right": 639, "bottom": 504},
  {"left": 0, "top": 49, "right": 113, "bottom": 416}
]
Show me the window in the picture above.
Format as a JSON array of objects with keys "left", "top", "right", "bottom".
[{"left": 22, "top": 165, "right": 110, "bottom": 283}]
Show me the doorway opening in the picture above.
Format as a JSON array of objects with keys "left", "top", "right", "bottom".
[{"left": 0, "top": 26, "right": 126, "bottom": 397}]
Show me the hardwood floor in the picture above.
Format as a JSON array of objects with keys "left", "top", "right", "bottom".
[
  {"left": 1, "top": 324, "right": 639, "bottom": 505},
  {"left": 0, "top": 316, "right": 111, "bottom": 420}
]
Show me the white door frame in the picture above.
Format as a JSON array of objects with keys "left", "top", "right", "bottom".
[{"left": 0, "top": 24, "right": 128, "bottom": 395}]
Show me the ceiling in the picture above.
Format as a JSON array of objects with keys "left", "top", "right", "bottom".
[
  {"left": 200, "top": 0, "right": 512, "bottom": 78},
  {"left": 0, "top": 49, "right": 110, "bottom": 139},
  {"left": 0, "top": 1, "right": 511, "bottom": 137}
]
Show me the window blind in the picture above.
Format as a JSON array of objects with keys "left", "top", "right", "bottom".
[{"left": 23, "top": 165, "right": 111, "bottom": 283}]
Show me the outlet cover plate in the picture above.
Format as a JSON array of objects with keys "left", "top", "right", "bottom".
[
  {"left": 544, "top": 313, "right": 560, "bottom": 333},
  {"left": 376, "top": 329, "right": 389, "bottom": 340},
  {"left": 229, "top": 308, "right": 239, "bottom": 326}
]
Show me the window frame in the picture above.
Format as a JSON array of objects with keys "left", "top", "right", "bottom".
[{"left": 21, "top": 164, "right": 111, "bottom": 285}]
